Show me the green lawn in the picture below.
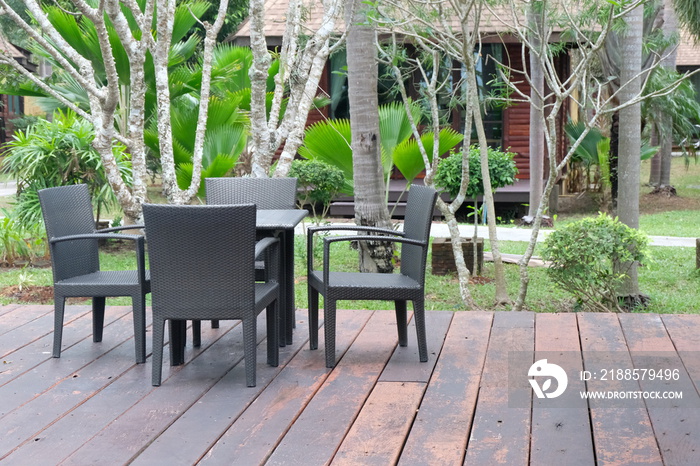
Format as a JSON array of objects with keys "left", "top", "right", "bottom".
[
  {"left": 293, "top": 236, "right": 699, "bottom": 314},
  {"left": 1, "top": 158, "right": 697, "bottom": 312}
]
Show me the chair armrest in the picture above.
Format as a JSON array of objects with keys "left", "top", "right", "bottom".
[
  {"left": 307, "top": 224, "right": 404, "bottom": 237},
  {"left": 49, "top": 234, "right": 147, "bottom": 286},
  {"left": 49, "top": 233, "right": 143, "bottom": 243},
  {"left": 306, "top": 225, "right": 404, "bottom": 275},
  {"left": 255, "top": 237, "right": 280, "bottom": 283},
  {"left": 319, "top": 235, "right": 428, "bottom": 284},
  {"left": 255, "top": 237, "right": 279, "bottom": 258},
  {"left": 96, "top": 224, "right": 145, "bottom": 233}
]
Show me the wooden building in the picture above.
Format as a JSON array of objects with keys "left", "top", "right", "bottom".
[{"left": 0, "top": 38, "right": 36, "bottom": 145}]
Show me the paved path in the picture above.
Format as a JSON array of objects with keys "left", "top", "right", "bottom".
[
  {"left": 295, "top": 221, "right": 697, "bottom": 247},
  {"left": 0, "top": 180, "right": 17, "bottom": 197}
]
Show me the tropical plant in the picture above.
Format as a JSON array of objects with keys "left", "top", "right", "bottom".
[
  {"left": 542, "top": 213, "right": 649, "bottom": 312},
  {"left": 288, "top": 160, "right": 345, "bottom": 221},
  {"left": 145, "top": 94, "right": 249, "bottom": 197},
  {"left": 1, "top": 109, "right": 131, "bottom": 226},
  {"left": 0, "top": 209, "right": 46, "bottom": 266},
  {"left": 434, "top": 146, "right": 518, "bottom": 200},
  {"left": 299, "top": 101, "right": 463, "bottom": 197},
  {"left": 435, "top": 146, "right": 517, "bottom": 276},
  {"left": 565, "top": 120, "right": 659, "bottom": 194}
]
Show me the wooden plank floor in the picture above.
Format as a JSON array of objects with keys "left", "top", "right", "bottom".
[{"left": 1, "top": 305, "right": 699, "bottom": 465}]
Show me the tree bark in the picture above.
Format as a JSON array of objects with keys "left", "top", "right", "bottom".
[
  {"left": 346, "top": 0, "right": 393, "bottom": 273},
  {"left": 616, "top": 2, "right": 644, "bottom": 299},
  {"left": 527, "top": 5, "right": 545, "bottom": 218},
  {"left": 659, "top": 0, "right": 678, "bottom": 188}
]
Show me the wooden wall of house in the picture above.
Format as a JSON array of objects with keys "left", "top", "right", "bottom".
[
  {"left": 502, "top": 44, "right": 532, "bottom": 180},
  {"left": 501, "top": 43, "right": 570, "bottom": 181}
]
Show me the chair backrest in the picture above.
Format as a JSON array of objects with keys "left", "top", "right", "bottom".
[
  {"left": 400, "top": 185, "right": 438, "bottom": 284},
  {"left": 38, "top": 184, "right": 99, "bottom": 282},
  {"left": 142, "top": 204, "right": 257, "bottom": 319},
  {"left": 205, "top": 177, "right": 298, "bottom": 209}
]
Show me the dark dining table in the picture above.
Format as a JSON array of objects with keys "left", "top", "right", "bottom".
[
  {"left": 169, "top": 208, "right": 307, "bottom": 365},
  {"left": 256, "top": 209, "right": 308, "bottom": 346}
]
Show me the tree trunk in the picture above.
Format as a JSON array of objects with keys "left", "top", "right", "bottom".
[
  {"left": 649, "top": 125, "right": 661, "bottom": 186},
  {"left": 470, "top": 73, "right": 511, "bottom": 306},
  {"left": 609, "top": 112, "right": 620, "bottom": 207},
  {"left": 346, "top": 0, "right": 393, "bottom": 273},
  {"left": 248, "top": 0, "right": 273, "bottom": 178},
  {"left": 527, "top": 5, "right": 545, "bottom": 218},
  {"left": 659, "top": 0, "right": 678, "bottom": 188},
  {"left": 616, "top": 2, "right": 644, "bottom": 301}
]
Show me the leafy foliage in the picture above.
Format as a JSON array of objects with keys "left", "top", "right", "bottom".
[
  {"left": 300, "top": 100, "right": 463, "bottom": 193},
  {"left": 0, "top": 209, "right": 47, "bottom": 266},
  {"left": 541, "top": 213, "right": 649, "bottom": 312},
  {"left": 434, "top": 146, "right": 518, "bottom": 198},
  {"left": 1, "top": 109, "right": 131, "bottom": 226},
  {"left": 288, "top": 160, "right": 346, "bottom": 220}
]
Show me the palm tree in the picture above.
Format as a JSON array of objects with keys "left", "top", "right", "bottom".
[
  {"left": 648, "top": 0, "right": 678, "bottom": 189},
  {"left": 673, "top": 0, "right": 700, "bottom": 38},
  {"left": 345, "top": 0, "right": 393, "bottom": 273},
  {"left": 616, "top": 2, "right": 644, "bottom": 304}
]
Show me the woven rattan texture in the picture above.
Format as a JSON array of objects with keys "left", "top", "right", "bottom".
[
  {"left": 38, "top": 184, "right": 149, "bottom": 364},
  {"left": 205, "top": 177, "right": 298, "bottom": 209},
  {"left": 143, "top": 203, "right": 279, "bottom": 387},
  {"left": 307, "top": 185, "right": 438, "bottom": 367}
]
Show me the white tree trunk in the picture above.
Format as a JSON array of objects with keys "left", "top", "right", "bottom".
[{"left": 527, "top": 5, "right": 545, "bottom": 218}]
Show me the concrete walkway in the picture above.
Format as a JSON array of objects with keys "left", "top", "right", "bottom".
[
  {"left": 295, "top": 221, "right": 697, "bottom": 247},
  {"left": 0, "top": 180, "right": 17, "bottom": 197}
]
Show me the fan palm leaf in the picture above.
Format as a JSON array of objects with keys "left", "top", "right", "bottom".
[{"left": 393, "top": 128, "right": 464, "bottom": 182}]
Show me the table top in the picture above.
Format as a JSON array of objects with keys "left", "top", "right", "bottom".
[{"left": 257, "top": 209, "right": 308, "bottom": 230}]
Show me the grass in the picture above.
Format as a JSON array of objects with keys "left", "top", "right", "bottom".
[
  {"left": 0, "top": 232, "right": 696, "bottom": 313},
  {"left": 293, "top": 236, "right": 699, "bottom": 314},
  {"left": 0, "top": 158, "right": 697, "bottom": 311}
]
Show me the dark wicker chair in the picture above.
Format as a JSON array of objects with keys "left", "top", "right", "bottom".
[
  {"left": 205, "top": 176, "right": 298, "bottom": 328},
  {"left": 307, "top": 185, "right": 438, "bottom": 368},
  {"left": 142, "top": 203, "right": 279, "bottom": 387},
  {"left": 38, "top": 184, "right": 150, "bottom": 363},
  {"left": 205, "top": 177, "right": 298, "bottom": 210}
]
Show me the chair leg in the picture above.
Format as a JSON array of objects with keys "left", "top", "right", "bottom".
[
  {"left": 92, "top": 297, "right": 106, "bottom": 343},
  {"left": 324, "top": 299, "right": 337, "bottom": 368},
  {"left": 395, "top": 300, "right": 408, "bottom": 347},
  {"left": 211, "top": 319, "right": 220, "bottom": 329},
  {"left": 267, "top": 300, "right": 279, "bottom": 367},
  {"left": 152, "top": 317, "right": 166, "bottom": 386},
  {"left": 53, "top": 294, "right": 67, "bottom": 358},
  {"left": 169, "top": 320, "right": 186, "bottom": 366},
  {"left": 413, "top": 299, "right": 428, "bottom": 362},
  {"left": 309, "top": 287, "right": 319, "bottom": 350},
  {"left": 192, "top": 320, "right": 202, "bottom": 347},
  {"left": 243, "top": 317, "right": 257, "bottom": 387},
  {"left": 132, "top": 294, "right": 147, "bottom": 363}
]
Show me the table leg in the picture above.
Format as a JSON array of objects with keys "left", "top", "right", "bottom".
[
  {"left": 276, "top": 231, "right": 287, "bottom": 347},
  {"left": 284, "top": 229, "right": 295, "bottom": 345}
]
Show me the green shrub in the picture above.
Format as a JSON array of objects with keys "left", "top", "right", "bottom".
[
  {"left": 434, "top": 145, "right": 518, "bottom": 199},
  {"left": 541, "top": 213, "right": 649, "bottom": 312},
  {"left": 1, "top": 109, "right": 131, "bottom": 227},
  {"left": 0, "top": 209, "right": 47, "bottom": 266},
  {"left": 288, "top": 160, "right": 345, "bottom": 220}
]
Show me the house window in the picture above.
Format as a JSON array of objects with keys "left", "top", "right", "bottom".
[
  {"left": 463, "top": 44, "right": 504, "bottom": 148},
  {"left": 328, "top": 49, "right": 405, "bottom": 120},
  {"left": 7, "top": 95, "right": 21, "bottom": 115}
]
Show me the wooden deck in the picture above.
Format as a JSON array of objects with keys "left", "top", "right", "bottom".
[{"left": 1, "top": 304, "right": 699, "bottom": 465}]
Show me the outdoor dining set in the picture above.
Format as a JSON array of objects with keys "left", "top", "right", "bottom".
[{"left": 37, "top": 180, "right": 438, "bottom": 388}]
